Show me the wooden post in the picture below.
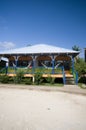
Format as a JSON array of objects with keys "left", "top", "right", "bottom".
[{"left": 32, "top": 76, "right": 35, "bottom": 83}]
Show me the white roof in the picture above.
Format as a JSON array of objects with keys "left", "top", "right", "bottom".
[{"left": 0, "top": 44, "right": 79, "bottom": 55}]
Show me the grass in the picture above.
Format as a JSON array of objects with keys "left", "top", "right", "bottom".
[
  {"left": 78, "top": 83, "right": 86, "bottom": 89},
  {"left": 40, "top": 83, "right": 63, "bottom": 87},
  {"left": 5, "top": 67, "right": 63, "bottom": 74}
]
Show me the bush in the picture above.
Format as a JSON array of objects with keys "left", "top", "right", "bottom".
[
  {"left": 75, "top": 58, "right": 86, "bottom": 77},
  {"left": 0, "top": 74, "right": 9, "bottom": 83},
  {"left": 51, "top": 77, "right": 55, "bottom": 84},
  {"left": 46, "top": 75, "right": 55, "bottom": 84},
  {"left": 78, "top": 76, "right": 86, "bottom": 84},
  {"left": 34, "top": 72, "right": 43, "bottom": 85},
  {"left": 23, "top": 77, "right": 32, "bottom": 85},
  {"left": 14, "top": 69, "right": 24, "bottom": 83},
  {"left": 46, "top": 75, "right": 52, "bottom": 83}
]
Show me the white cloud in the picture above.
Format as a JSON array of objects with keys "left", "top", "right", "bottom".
[{"left": 0, "top": 41, "right": 16, "bottom": 50}]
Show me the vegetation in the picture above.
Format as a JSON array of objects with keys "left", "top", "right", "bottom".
[
  {"left": 74, "top": 58, "right": 86, "bottom": 85},
  {"left": 72, "top": 45, "right": 86, "bottom": 86},
  {"left": 0, "top": 74, "right": 10, "bottom": 83},
  {"left": 13, "top": 69, "right": 24, "bottom": 83},
  {"left": 0, "top": 66, "right": 63, "bottom": 75},
  {"left": 74, "top": 58, "right": 86, "bottom": 76},
  {"left": 72, "top": 45, "right": 81, "bottom": 51},
  {"left": 78, "top": 83, "right": 86, "bottom": 89},
  {"left": 46, "top": 75, "right": 55, "bottom": 84},
  {"left": 22, "top": 77, "right": 32, "bottom": 85},
  {"left": 34, "top": 72, "right": 43, "bottom": 85}
]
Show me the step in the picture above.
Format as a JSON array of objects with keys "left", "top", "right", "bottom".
[{"left": 65, "top": 77, "right": 75, "bottom": 85}]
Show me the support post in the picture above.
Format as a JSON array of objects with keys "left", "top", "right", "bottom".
[
  {"left": 14, "top": 56, "right": 19, "bottom": 68},
  {"left": 15, "top": 59, "right": 18, "bottom": 67},
  {"left": 32, "top": 56, "right": 35, "bottom": 74},
  {"left": 32, "top": 76, "right": 35, "bottom": 83},
  {"left": 72, "top": 56, "right": 74, "bottom": 73},
  {"left": 52, "top": 55, "right": 55, "bottom": 74},
  {"left": 6, "top": 62, "right": 9, "bottom": 74}
]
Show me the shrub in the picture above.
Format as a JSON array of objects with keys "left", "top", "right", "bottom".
[
  {"left": 51, "top": 77, "right": 55, "bottom": 84},
  {"left": 78, "top": 76, "right": 86, "bottom": 84},
  {"left": 46, "top": 75, "right": 52, "bottom": 83},
  {"left": 14, "top": 69, "right": 24, "bottom": 83},
  {"left": 0, "top": 74, "right": 9, "bottom": 83},
  {"left": 46, "top": 75, "right": 55, "bottom": 84},
  {"left": 23, "top": 77, "right": 32, "bottom": 85},
  {"left": 34, "top": 72, "right": 43, "bottom": 85},
  {"left": 75, "top": 58, "right": 86, "bottom": 77}
]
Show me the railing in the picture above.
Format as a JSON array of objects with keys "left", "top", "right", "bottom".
[
  {"left": 1, "top": 66, "right": 64, "bottom": 74},
  {"left": 72, "top": 69, "right": 78, "bottom": 85},
  {"left": 0, "top": 66, "right": 66, "bottom": 84}
]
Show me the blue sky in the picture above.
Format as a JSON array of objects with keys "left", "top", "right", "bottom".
[{"left": 0, "top": 0, "right": 86, "bottom": 57}]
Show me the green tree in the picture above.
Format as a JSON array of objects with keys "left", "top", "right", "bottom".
[
  {"left": 74, "top": 58, "right": 86, "bottom": 77},
  {"left": 74, "top": 58, "right": 86, "bottom": 84},
  {"left": 72, "top": 45, "right": 81, "bottom": 51},
  {"left": 72, "top": 45, "right": 81, "bottom": 61}
]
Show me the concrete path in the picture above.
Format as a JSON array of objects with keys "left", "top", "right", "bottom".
[
  {"left": 0, "top": 86, "right": 86, "bottom": 130},
  {"left": 0, "top": 84, "right": 86, "bottom": 95}
]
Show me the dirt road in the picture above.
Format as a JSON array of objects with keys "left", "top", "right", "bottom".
[{"left": 0, "top": 87, "right": 86, "bottom": 130}]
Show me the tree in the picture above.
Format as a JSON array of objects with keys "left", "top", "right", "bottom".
[
  {"left": 74, "top": 58, "right": 86, "bottom": 84},
  {"left": 74, "top": 58, "right": 86, "bottom": 77},
  {"left": 72, "top": 45, "right": 81, "bottom": 61},
  {"left": 72, "top": 45, "right": 81, "bottom": 51}
]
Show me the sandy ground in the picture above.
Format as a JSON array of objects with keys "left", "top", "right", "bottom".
[{"left": 0, "top": 87, "right": 86, "bottom": 130}]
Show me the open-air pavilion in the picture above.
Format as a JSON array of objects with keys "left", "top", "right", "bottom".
[{"left": 0, "top": 44, "right": 80, "bottom": 84}]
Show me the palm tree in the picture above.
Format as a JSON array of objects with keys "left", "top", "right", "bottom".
[
  {"left": 72, "top": 45, "right": 81, "bottom": 51},
  {"left": 72, "top": 45, "right": 81, "bottom": 61}
]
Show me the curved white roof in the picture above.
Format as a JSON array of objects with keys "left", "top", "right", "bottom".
[{"left": 0, "top": 44, "right": 79, "bottom": 55}]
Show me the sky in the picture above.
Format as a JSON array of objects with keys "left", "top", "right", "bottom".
[{"left": 0, "top": 0, "right": 86, "bottom": 57}]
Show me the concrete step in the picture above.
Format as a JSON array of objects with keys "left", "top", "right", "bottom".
[{"left": 65, "top": 77, "right": 75, "bottom": 85}]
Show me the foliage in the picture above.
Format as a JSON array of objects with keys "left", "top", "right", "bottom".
[
  {"left": 0, "top": 74, "right": 9, "bottom": 83},
  {"left": 46, "top": 75, "right": 52, "bottom": 83},
  {"left": 23, "top": 77, "right": 32, "bottom": 85},
  {"left": 74, "top": 58, "right": 86, "bottom": 77},
  {"left": 72, "top": 45, "right": 81, "bottom": 51},
  {"left": 78, "top": 83, "right": 86, "bottom": 89},
  {"left": 46, "top": 75, "right": 55, "bottom": 84},
  {"left": 14, "top": 69, "right": 24, "bottom": 83},
  {"left": 51, "top": 77, "right": 55, "bottom": 84},
  {"left": 34, "top": 72, "right": 43, "bottom": 85},
  {"left": 78, "top": 76, "right": 86, "bottom": 84},
  {"left": 0, "top": 67, "right": 6, "bottom": 74}
]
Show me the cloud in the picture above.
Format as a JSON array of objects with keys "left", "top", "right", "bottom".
[{"left": 0, "top": 41, "right": 16, "bottom": 50}]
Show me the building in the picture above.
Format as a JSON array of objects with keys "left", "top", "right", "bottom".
[{"left": 0, "top": 44, "right": 80, "bottom": 84}]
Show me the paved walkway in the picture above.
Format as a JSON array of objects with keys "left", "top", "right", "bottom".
[
  {"left": 0, "top": 86, "right": 86, "bottom": 130},
  {"left": 0, "top": 84, "right": 86, "bottom": 95}
]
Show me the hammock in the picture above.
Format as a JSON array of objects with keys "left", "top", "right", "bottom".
[
  {"left": 12, "top": 61, "right": 32, "bottom": 69},
  {"left": 41, "top": 62, "right": 48, "bottom": 69},
  {"left": 55, "top": 63, "right": 61, "bottom": 69},
  {"left": 41, "top": 62, "right": 61, "bottom": 69},
  {"left": 27, "top": 62, "right": 32, "bottom": 68},
  {"left": 13, "top": 63, "right": 16, "bottom": 68}
]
